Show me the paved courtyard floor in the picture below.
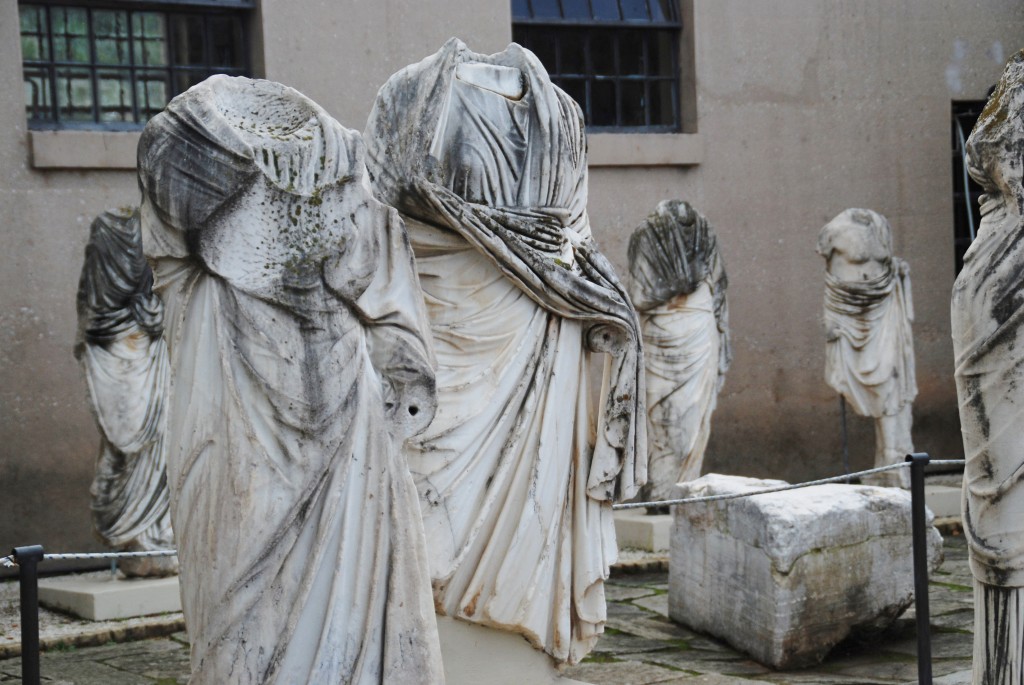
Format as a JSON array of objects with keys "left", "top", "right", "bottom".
[{"left": 0, "top": 534, "right": 973, "bottom": 684}]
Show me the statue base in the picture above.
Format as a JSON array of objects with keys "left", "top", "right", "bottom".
[
  {"left": 613, "top": 509, "right": 672, "bottom": 552},
  {"left": 436, "top": 616, "right": 592, "bottom": 685},
  {"left": 38, "top": 574, "right": 181, "bottom": 621}
]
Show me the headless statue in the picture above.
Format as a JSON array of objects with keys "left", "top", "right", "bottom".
[
  {"left": 952, "top": 49, "right": 1024, "bottom": 685},
  {"left": 818, "top": 208, "right": 916, "bottom": 489},
  {"left": 628, "top": 200, "right": 730, "bottom": 512},
  {"left": 75, "top": 208, "right": 176, "bottom": 577}
]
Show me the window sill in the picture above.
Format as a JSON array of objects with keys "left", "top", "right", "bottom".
[
  {"left": 29, "top": 130, "right": 140, "bottom": 170},
  {"left": 587, "top": 133, "right": 703, "bottom": 168}
]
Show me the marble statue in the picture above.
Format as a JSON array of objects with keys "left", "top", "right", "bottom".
[
  {"left": 364, "top": 39, "right": 646, "bottom": 667},
  {"left": 628, "top": 200, "right": 730, "bottom": 510},
  {"left": 138, "top": 75, "right": 444, "bottom": 683},
  {"left": 817, "top": 208, "right": 916, "bottom": 489},
  {"left": 952, "top": 49, "right": 1024, "bottom": 685},
  {"left": 75, "top": 208, "right": 176, "bottom": 578}
]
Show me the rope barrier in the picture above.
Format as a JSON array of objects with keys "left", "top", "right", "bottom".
[
  {"left": 613, "top": 458, "right": 966, "bottom": 510},
  {"left": 1, "top": 460, "right": 967, "bottom": 566},
  {"left": 1, "top": 549, "right": 176, "bottom": 569}
]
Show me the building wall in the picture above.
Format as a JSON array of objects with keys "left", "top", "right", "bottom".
[
  {"left": 0, "top": 0, "right": 1021, "bottom": 555},
  {"left": 686, "top": 0, "right": 1022, "bottom": 480}
]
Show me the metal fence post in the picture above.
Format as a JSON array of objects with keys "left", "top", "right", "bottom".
[
  {"left": 12, "top": 545, "right": 44, "bottom": 685},
  {"left": 906, "top": 453, "right": 932, "bottom": 685}
]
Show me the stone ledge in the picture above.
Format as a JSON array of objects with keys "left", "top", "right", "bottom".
[
  {"left": 587, "top": 133, "right": 703, "bottom": 167},
  {"left": 29, "top": 130, "right": 140, "bottom": 169},
  {"left": 0, "top": 614, "right": 183, "bottom": 659}
]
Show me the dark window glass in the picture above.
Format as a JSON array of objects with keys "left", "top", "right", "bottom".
[
  {"left": 558, "top": 30, "right": 587, "bottom": 75},
  {"left": 620, "top": 80, "right": 645, "bottom": 126},
  {"left": 561, "top": 0, "right": 590, "bottom": 19},
  {"left": 590, "top": 0, "right": 621, "bottom": 21},
  {"left": 619, "top": 30, "right": 645, "bottom": 75},
  {"left": 590, "top": 30, "right": 615, "bottom": 74},
  {"left": 650, "top": 0, "right": 676, "bottom": 21},
  {"left": 620, "top": 0, "right": 650, "bottom": 21},
  {"left": 591, "top": 79, "right": 616, "bottom": 126},
  {"left": 649, "top": 78, "right": 674, "bottom": 125},
  {"left": 19, "top": 1, "right": 251, "bottom": 129},
  {"left": 512, "top": 0, "right": 681, "bottom": 130},
  {"left": 531, "top": 0, "right": 561, "bottom": 19}
]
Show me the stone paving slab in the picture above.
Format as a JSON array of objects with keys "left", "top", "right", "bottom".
[{"left": 0, "top": 535, "right": 975, "bottom": 684}]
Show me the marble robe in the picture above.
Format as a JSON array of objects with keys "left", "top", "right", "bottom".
[
  {"left": 364, "top": 39, "right": 646, "bottom": 665},
  {"left": 628, "top": 201, "right": 730, "bottom": 504},
  {"left": 952, "top": 49, "right": 1024, "bottom": 684},
  {"left": 819, "top": 216, "right": 916, "bottom": 421},
  {"left": 138, "top": 76, "right": 443, "bottom": 684},
  {"left": 76, "top": 208, "right": 176, "bottom": 577}
]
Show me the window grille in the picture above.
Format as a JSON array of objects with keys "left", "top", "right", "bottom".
[
  {"left": 19, "top": 1, "right": 252, "bottom": 129},
  {"left": 951, "top": 100, "right": 988, "bottom": 274},
  {"left": 511, "top": 0, "right": 682, "bottom": 131}
]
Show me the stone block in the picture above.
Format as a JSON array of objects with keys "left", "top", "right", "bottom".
[
  {"left": 38, "top": 574, "right": 181, "bottom": 621},
  {"left": 436, "top": 616, "right": 592, "bottom": 685},
  {"left": 614, "top": 509, "right": 672, "bottom": 552},
  {"left": 668, "top": 474, "right": 942, "bottom": 669},
  {"left": 925, "top": 484, "right": 962, "bottom": 520}
]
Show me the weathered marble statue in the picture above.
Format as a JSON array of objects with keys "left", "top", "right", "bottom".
[
  {"left": 817, "top": 209, "right": 916, "bottom": 489},
  {"left": 952, "top": 49, "right": 1024, "bottom": 685},
  {"left": 365, "top": 39, "right": 646, "bottom": 667},
  {"left": 75, "top": 208, "right": 176, "bottom": 578},
  {"left": 628, "top": 200, "right": 730, "bottom": 509},
  {"left": 138, "top": 75, "right": 443, "bottom": 683}
]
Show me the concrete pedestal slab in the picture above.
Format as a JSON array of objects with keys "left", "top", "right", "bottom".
[
  {"left": 38, "top": 574, "right": 181, "bottom": 621},
  {"left": 436, "top": 615, "right": 592, "bottom": 685},
  {"left": 613, "top": 509, "right": 671, "bottom": 552},
  {"left": 925, "top": 484, "right": 961, "bottom": 520}
]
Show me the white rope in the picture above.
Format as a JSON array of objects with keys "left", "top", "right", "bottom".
[
  {"left": 2, "top": 549, "right": 176, "bottom": 568},
  {"left": 614, "top": 459, "right": 966, "bottom": 510},
  {"left": 1, "top": 461, "right": 967, "bottom": 566}
]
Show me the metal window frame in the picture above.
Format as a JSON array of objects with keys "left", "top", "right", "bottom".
[
  {"left": 512, "top": 0, "right": 682, "bottom": 132},
  {"left": 951, "top": 99, "right": 988, "bottom": 274},
  {"left": 19, "top": 0, "right": 252, "bottom": 130}
]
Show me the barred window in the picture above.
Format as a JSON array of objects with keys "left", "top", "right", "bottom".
[
  {"left": 511, "top": 0, "right": 682, "bottom": 131},
  {"left": 19, "top": 1, "right": 252, "bottom": 129}
]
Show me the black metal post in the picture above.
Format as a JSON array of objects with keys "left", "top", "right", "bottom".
[
  {"left": 906, "top": 453, "right": 932, "bottom": 685},
  {"left": 13, "top": 545, "right": 44, "bottom": 685},
  {"left": 839, "top": 395, "right": 850, "bottom": 475}
]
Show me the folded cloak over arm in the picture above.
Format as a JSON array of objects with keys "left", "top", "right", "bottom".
[{"left": 364, "top": 39, "right": 646, "bottom": 665}]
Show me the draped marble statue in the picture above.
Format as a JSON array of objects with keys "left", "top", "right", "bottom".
[
  {"left": 138, "top": 76, "right": 443, "bottom": 684},
  {"left": 817, "top": 209, "right": 916, "bottom": 489},
  {"left": 365, "top": 39, "right": 646, "bottom": 667},
  {"left": 628, "top": 200, "right": 730, "bottom": 510},
  {"left": 75, "top": 208, "right": 176, "bottom": 578},
  {"left": 952, "top": 49, "right": 1024, "bottom": 685}
]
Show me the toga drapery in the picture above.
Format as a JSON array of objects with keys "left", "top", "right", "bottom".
[
  {"left": 139, "top": 76, "right": 443, "bottom": 684},
  {"left": 952, "top": 49, "right": 1024, "bottom": 683},
  {"left": 76, "top": 208, "right": 176, "bottom": 577},
  {"left": 628, "top": 201, "right": 730, "bottom": 502},
  {"left": 365, "top": 39, "right": 646, "bottom": 665},
  {"left": 819, "top": 221, "right": 916, "bottom": 419}
]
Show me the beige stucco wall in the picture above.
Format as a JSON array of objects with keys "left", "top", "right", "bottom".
[
  {"left": 0, "top": 0, "right": 1021, "bottom": 556},
  {"left": 683, "top": 0, "right": 1023, "bottom": 480}
]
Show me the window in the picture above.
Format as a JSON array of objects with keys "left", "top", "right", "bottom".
[
  {"left": 511, "top": 0, "right": 682, "bottom": 131},
  {"left": 19, "top": 1, "right": 252, "bottom": 130},
  {"left": 951, "top": 100, "right": 988, "bottom": 273}
]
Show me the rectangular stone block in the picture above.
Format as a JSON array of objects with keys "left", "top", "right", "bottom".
[
  {"left": 669, "top": 474, "right": 942, "bottom": 669},
  {"left": 38, "top": 574, "right": 181, "bottom": 621},
  {"left": 614, "top": 509, "right": 672, "bottom": 552}
]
